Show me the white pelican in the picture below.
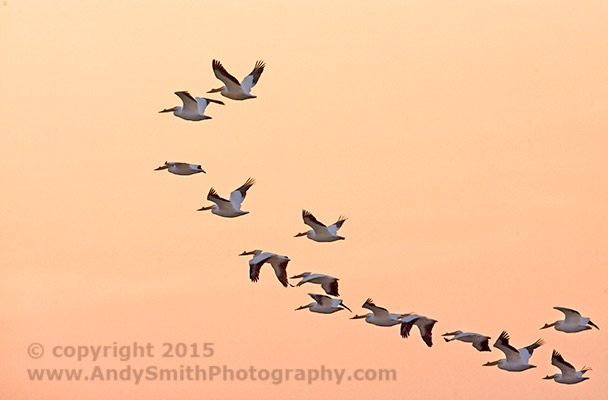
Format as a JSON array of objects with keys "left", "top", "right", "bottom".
[
  {"left": 543, "top": 350, "right": 591, "bottom": 384},
  {"left": 208, "top": 59, "right": 265, "bottom": 100},
  {"left": 295, "top": 210, "right": 347, "bottom": 242},
  {"left": 197, "top": 178, "right": 255, "bottom": 218},
  {"left": 400, "top": 314, "right": 437, "bottom": 347},
  {"left": 295, "top": 293, "right": 351, "bottom": 314},
  {"left": 483, "top": 331, "right": 544, "bottom": 371},
  {"left": 350, "top": 298, "right": 403, "bottom": 327},
  {"left": 154, "top": 161, "right": 205, "bottom": 175},
  {"left": 541, "top": 307, "right": 599, "bottom": 333},
  {"left": 442, "top": 331, "right": 491, "bottom": 352},
  {"left": 239, "top": 250, "right": 290, "bottom": 287},
  {"left": 290, "top": 272, "right": 339, "bottom": 296},
  {"left": 159, "top": 91, "right": 224, "bottom": 121}
]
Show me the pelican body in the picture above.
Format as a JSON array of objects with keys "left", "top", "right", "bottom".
[
  {"left": 295, "top": 293, "right": 351, "bottom": 314},
  {"left": 543, "top": 350, "right": 591, "bottom": 384},
  {"left": 290, "top": 272, "right": 339, "bottom": 296},
  {"left": 295, "top": 210, "right": 347, "bottom": 242},
  {"left": 350, "top": 298, "right": 402, "bottom": 327},
  {"left": 154, "top": 161, "right": 205, "bottom": 176},
  {"left": 442, "top": 331, "right": 491, "bottom": 352},
  {"left": 239, "top": 250, "right": 290, "bottom": 287},
  {"left": 483, "top": 331, "right": 544, "bottom": 372},
  {"left": 198, "top": 178, "right": 255, "bottom": 218},
  {"left": 541, "top": 307, "right": 599, "bottom": 333},
  {"left": 401, "top": 314, "right": 437, "bottom": 347},
  {"left": 159, "top": 91, "right": 224, "bottom": 121},
  {"left": 208, "top": 60, "right": 265, "bottom": 100}
]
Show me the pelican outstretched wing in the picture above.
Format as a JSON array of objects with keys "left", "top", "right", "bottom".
[
  {"left": 494, "top": 331, "right": 521, "bottom": 362},
  {"left": 230, "top": 177, "right": 255, "bottom": 210},
  {"left": 175, "top": 91, "right": 198, "bottom": 113},
  {"left": 240, "top": 60, "right": 265, "bottom": 94},
  {"left": 212, "top": 59, "right": 242, "bottom": 92}
]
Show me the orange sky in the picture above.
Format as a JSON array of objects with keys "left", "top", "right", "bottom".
[{"left": 1, "top": 1, "right": 607, "bottom": 399}]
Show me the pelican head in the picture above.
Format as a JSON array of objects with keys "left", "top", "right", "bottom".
[
  {"left": 295, "top": 304, "right": 311, "bottom": 311},
  {"left": 239, "top": 250, "right": 261, "bottom": 256},
  {"left": 340, "top": 303, "right": 352, "bottom": 313},
  {"left": 294, "top": 231, "right": 309, "bottom": 238},
  {"left": 588, "top": 320, "right": 600, "bottom": 329},
  {"left": 207, "top": 87, "right": 224, "bottom": 94},
  {"left": 159, "top": 106, "right": 177, "bottom": 113},
  {"left": 541, "top": 321, "right": 557, "bottom": 329},
  {"left": 442, "top": 331, "right": 463, "bottom": 336},
  {"left": 154, "top": 162, "right": 169, "bottom": 171},
  {"left": 482, "top": 360, "right": 501, "bottom": 367},
  {"left": 543, "top": 374, "right": 557, "bottom": 380},
  {"left": 350, "top": 314, "right": 368, "bottom": 320},
  {"left": 290, "top": 272, "right": 311, "bottom": 279},
  {"left": 197, "top": 205, "right": 214, "bottom": 211}
]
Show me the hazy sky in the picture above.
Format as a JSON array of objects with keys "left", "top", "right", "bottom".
[{"left": 1, "top": 1, "right": 607, "bottom": 399}]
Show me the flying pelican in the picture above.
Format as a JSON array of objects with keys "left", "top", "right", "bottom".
[
  {"left": 442, "top": 331, "right": 491, "bottom": 352},
  {"left": 295, "top": 293, "right": 351, "bottom": 314},
  {"left": 197, "top": 178, "right": 255, "bottom": 217},
  {"left": 208, "top": 59, "right": 265, "bottom": 100},
  {"left": 543, "top": 350, "right": 591, "bottom": 384},
  {"left": 290, "top": 272, "right": 340, "bottom": 296},
  {"left": 400, "top": 314, "right": 437, "bottom": 347},
  {"left": 350, "top": 298, "right": 403, "bottom": 327},
  {"left": 483, "top": 331, "right": 544, "bottom": 371},
  {"left": 159, "top": 91, "right": 224, "bottom": 121},
  {"left": 239, "top": 250, "right": 290, "bottom": 287},
  {"left": 541, "top": 307, "right": 599, "bottom": 333},
  {"left": 295, "top": 210, "right": 347, "bottom": 242},
  {"left": 154, "top": 161, "right": 205, "bottom": 175}
]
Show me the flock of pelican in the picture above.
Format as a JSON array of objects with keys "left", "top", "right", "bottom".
[{"left": 155, "top": 59, "right": 598, "bottom": 386}]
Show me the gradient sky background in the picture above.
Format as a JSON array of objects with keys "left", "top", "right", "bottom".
[{"left": 1, "top": 1, "right": 607, "bottom": 399}]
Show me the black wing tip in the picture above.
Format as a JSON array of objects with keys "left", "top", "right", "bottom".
[
  {"left": 400, "top": 321, "right": 414, "bottom": 338},
  {"left": 203, "top": 98, "right": 225, "bottom": 106},
  {"left": 208, "top": 187, "right": 217, "bottom": 196},
  {"left": 329, "top": 281, "right": 339, "bottom": 296}
]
